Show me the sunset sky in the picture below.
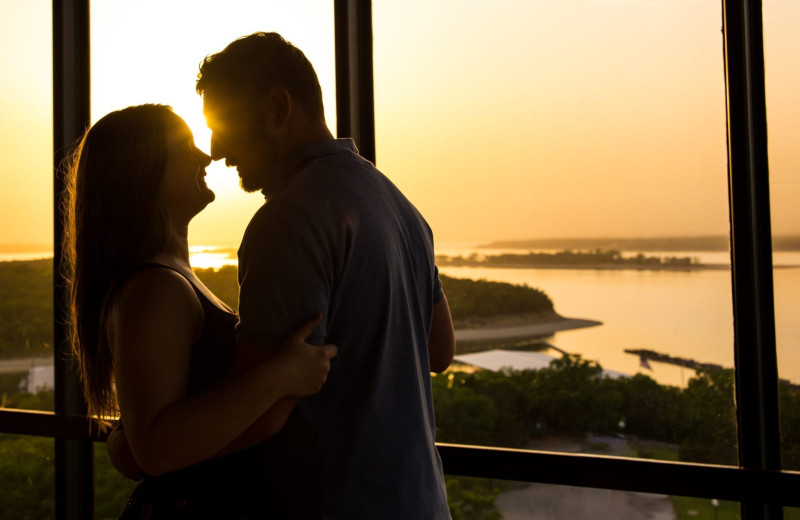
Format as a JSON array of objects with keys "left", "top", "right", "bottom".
[{"left": 1, "top": 0, "right": 797, "bottom": 249}]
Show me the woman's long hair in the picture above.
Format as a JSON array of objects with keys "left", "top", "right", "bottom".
[{"left": 62, "top": 104, "right": 176, "bottom": 423}]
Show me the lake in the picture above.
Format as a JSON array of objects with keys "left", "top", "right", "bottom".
[
  {"left": 181, "top": 244, "right": 799, "bottom": 387},
  {"left": 435, "top": 246, "right": 800, "bottom": 387}
]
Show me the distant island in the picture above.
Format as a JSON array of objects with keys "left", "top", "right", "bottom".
[
  {"left": 479, "top": 235, "right": 800, "bottom": 252},
  {"left": 437, "top": 249, "right": 709, "bottom": 270}
]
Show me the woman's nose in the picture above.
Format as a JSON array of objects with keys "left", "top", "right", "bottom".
[{"left": 200, "top": 150, "right": 212, "bottom": 167}]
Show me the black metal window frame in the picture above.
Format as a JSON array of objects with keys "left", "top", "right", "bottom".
[{"left": 1, "top": 0, "right": 798, "bottom": 518}]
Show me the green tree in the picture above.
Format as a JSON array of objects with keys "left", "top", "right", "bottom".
[
  {"left": 446, "top": 476, "right": 504, "bottom": 520},
  {"left": 433, "top": 373, "right": 506, "bottom": 446},
  {"left": 526, "top": 355, "right": 623, "bottom": 435},
  {"left": 437, "top": 275, "right": 553, "bottom": 320},
  {"left": 779, "top": 381, "right": 800, "bottom": 470},
  {"left": 0, "top": 434, "right": 54, "bottom": 519},
  {"left": 616, "top": 374, "right": 685, "bottom": 443},
  {"left": 0, "top": 259, "right": 53, "bottom": 359},
  {"left": 678, "top": 369, "right": 737, "bottom": 465},
  {"left": 95, "top": 443, "right": 139, "bottom": 520}
]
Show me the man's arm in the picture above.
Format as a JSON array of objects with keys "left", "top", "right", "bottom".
[
  {"left": 428, "top": 293, "right": 455, "bottom": 373},
  {"left": 232, "top": 209, "right": 333, "bottom": 450}
]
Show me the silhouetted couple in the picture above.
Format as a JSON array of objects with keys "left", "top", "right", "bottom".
[{"left": 64, "top": 32, "right": 454, "bottom": 519}]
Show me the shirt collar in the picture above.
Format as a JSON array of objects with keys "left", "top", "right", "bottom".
[{"left": 262, "top": 138, "right": 359, "bottom": 199}]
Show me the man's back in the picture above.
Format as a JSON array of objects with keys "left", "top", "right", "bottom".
[{"left": 236, "top": 139, "right": 449, "bottom": 519}]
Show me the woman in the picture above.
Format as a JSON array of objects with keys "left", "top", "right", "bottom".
[{"left": 63, "top": 104, "right": 337, "bottom": 518}]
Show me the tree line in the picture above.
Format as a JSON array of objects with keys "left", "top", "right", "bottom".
[
  {"left": 436, "top": 249, "right": 699, "bottom": 268},
  {"left": 433, "top": 354, "right": 800, "bottom": 469},
  {"left": 0, "top": 260, "right": 555, "bottom": 359}
]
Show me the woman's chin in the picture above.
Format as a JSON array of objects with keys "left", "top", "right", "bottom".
[
  {"left": 191, "top": 189, "right": 216, "bottom": 218},
  {"left": 196, "top": 183, "right": 215, "bottom": 203}
]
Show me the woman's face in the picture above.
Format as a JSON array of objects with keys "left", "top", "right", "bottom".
[{"left": 160, "top": 117, "right": 215, "bottom": 223}]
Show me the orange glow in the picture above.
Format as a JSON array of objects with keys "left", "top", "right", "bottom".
[{"left": 1, "top": 1, "right": 799, "bottom": 247}]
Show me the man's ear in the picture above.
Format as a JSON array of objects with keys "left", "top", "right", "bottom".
[{"left": 262, "top": 87, "right": 292, "bottom": 132}]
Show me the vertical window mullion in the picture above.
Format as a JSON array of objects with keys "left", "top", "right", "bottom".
[
  {"left": 53, "top": 1, "right": 93, "bottom": 519},
  {"left": 334, "top": 0, "right": 375, "bottom": 164},
  {"left": 722, "top": 0, "right": 782, "bottom": 518}
]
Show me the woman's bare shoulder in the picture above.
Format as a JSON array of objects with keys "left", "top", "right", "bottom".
[{"left": 111, "top": 267, "right": 202, "bottom": 326}]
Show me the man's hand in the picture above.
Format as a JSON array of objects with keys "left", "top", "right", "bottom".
[{"left": 270, "top": 313, "right": 338, "bottom": 397}]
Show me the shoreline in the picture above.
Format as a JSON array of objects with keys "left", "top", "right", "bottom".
[
  {"left": 4, "top": 256, "right": 800, "bottom": 272},
  {"left": 442, "top": 262, "right": 800, "bottom": 271},
  {"left": 455, "top": 312, "right": 602, "bottom": 343}
]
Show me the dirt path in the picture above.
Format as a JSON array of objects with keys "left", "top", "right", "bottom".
[{"left": 497, "top": 484, "right": 675, "bottom": 520}]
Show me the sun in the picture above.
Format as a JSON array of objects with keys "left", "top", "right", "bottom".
[{"left": 88, "top": 0, "right": 336, "bottom": 247}]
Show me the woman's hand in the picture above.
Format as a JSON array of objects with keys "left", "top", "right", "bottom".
[
  {"left": 270, "top": 313, "right": 338, "bottom": 398},
  {"left": 107, "top": 419, "right": 145, "bottom": 481}
]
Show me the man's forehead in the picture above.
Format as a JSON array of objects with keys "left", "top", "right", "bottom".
[{"left": 203, "top": 93, "right": 250, "bottom": 125}]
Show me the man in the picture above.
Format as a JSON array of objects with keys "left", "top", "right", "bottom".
[{"left": 197, "top": 32, "right": 455, "bottom": 519}]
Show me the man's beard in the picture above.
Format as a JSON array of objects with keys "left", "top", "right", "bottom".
[
  {"left": 239, "top": 172, "right": 263, "bottom": 193},
  {"left": 239, "top": 134, "right": 280, "bottom": 194}
]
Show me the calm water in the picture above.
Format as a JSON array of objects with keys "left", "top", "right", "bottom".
[
  {"left": 441, "top": 264, "right": 799, "bottom": 387},
  {"left": 158, "top": 246, "right": 800, "bottom": 387}
]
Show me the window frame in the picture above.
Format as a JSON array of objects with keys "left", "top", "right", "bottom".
[{"left": 0, "top": 0, "right": 795, "bottom": 519}]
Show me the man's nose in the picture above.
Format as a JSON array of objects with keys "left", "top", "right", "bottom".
[{"left": 209, "top": 133, "right": 225, "bottom": 161}]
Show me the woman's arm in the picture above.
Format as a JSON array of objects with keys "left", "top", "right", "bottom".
[
  {"left": 106, "top": 419, "right": 144, "bottom": 480},
  {"left": 109, "top": 396, "right": 298, "bottom": 476},
  {"left": 209, "top": 338, "right": 306, "bottom": 457},
  {"left": 110, "top": 268, "right": 336, "bottom": 477}
]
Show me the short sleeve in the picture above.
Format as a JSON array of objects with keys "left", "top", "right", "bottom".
[{"left": 236, "top": 206, "right": 331, "bottom": 347}]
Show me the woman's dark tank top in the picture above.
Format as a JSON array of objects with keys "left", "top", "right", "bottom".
[{"left": 117, "top": 263, "right": 274, "bottom": 519}]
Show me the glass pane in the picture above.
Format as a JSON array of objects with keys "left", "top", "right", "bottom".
[
  {"left": 0, "top": 0, "right": 53, "bottom": 413},
  {"left": 446, "top": 476, "right": 739, "bottom": 520},
  {"left": 763, "top": 1, "right": 800, "bottom": 473},
  {"left": 90, "top": 0, "right": 336, "bottom": 259},
  {"left": 0, "top": 434, "right": 55, "bottom": 519},
  {"left": 375, "top": 0, "right": 736, "bottom": 464}
]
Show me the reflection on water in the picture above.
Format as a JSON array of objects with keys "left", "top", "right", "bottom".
[
  {"left": 439, "top": 265, "right": 733, "bottom": 387},
  {"left": 188, "top": 245, "right": 239, "bottom": 269}
]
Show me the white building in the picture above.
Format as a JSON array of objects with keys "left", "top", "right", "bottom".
[{"left": 22, "top": 365, "right": 55, "bottom": 393}]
